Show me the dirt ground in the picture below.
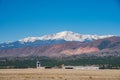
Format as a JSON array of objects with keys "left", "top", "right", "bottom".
[{"left": 0, "top": 69, "right": 120, "bottom": 80}]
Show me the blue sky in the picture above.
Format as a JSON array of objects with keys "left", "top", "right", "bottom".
[{"left": 0, "top": 0, "right": 120, "bottom": 42}]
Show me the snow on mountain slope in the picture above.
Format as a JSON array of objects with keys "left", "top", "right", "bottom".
[{"left": 19, "top": 31, "right": 113, "bottom": 43}]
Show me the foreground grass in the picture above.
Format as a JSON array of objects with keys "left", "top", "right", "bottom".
[{"left": 0, "top": 69, "right": 120, "bottom": 80}]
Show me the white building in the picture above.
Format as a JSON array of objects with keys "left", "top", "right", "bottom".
[
  {"left": 36, "top": 61, "right": 45, "bottom": 69},
  {"left": 63, "top": 66, "right": 99, "bottom": 70}
]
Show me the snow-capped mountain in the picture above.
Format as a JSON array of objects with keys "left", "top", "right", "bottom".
[
  {"left": 0, "top": 31, "right": 120, "bottom": 57},
  {"left": 0, "top": 36, "right": 120, "bottom": 57},
  {"left": 0, "top": 31, "right": 114, "bottom": 50},
  {"left": 19, "top": 31, "right": 113, "bottom": 43}
]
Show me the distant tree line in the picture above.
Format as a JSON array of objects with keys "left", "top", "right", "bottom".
[{"left": 0, "top": 56, "right": 120, "bottom": 69}]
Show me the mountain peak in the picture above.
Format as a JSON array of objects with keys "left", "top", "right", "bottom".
[{"left": 19, "top": 31, "right": 114, "bottom": 43}]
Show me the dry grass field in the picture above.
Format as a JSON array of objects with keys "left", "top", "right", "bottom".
[{"left": 0, "top": 69, "right": 120, "bottom": 80}]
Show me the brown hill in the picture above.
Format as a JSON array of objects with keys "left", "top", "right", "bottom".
[{"left": 0, "top": 36, "right": 120, "bottom": 57}]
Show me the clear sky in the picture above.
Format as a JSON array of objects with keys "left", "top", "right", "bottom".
[{"left": 0, "top": 0, "right": 120, "bottom": 42}]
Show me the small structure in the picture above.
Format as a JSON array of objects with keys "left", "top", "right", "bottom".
[
  {"left": 62, "top": 66, "right": 99, "bottom": 70},
  {"left": 36, "top": 61, "right": 41, "bottom": 68},
  {"left": 64, "top": 66, "right": 74, "bottom": 69},
  {"left": 45, "top": 66, "right": 52, "bottom": 69}
]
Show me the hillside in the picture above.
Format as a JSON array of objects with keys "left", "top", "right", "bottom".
[{"left": 0, "top": 36, "right": 120, "bottom": 57}]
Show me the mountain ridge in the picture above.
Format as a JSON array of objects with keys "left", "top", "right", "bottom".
[
  {"left": 0, "top": 31, "right": 119, "bottom": 57},
  {"left": 0, "top": 36, "right": 120, "bottom": 57},
  {"left": 0, "top": 31, "right": 114, "bottom": 50},
  {"left": 19, "top": 31, "right": 113, "bottom": 43}
]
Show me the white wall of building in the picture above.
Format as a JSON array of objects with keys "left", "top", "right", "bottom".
[{"left": 63, "top": 66, "right": 99, "bottom": 70}]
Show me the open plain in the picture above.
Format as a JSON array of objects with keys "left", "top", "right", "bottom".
[{"left": 0, "top": 69, "right": 120, "bottom": 80}]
